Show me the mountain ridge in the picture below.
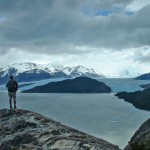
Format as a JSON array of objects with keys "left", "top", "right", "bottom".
[{"left": 0, "top": 62, "right": 105, "bottom": 84}]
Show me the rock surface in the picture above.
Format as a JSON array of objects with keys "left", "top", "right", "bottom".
[
  {"left": 125, "top": 118, "right": 150, "bottom": 150},
  {"left": 22, "top": 77, "right": 111, "bottom": 93},
  {"left": 0, "top": 109, "right": 119, "bottom": 150}
]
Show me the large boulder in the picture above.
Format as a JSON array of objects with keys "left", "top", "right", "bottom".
[{"left": 0, "top": 109, "right": 119, "bottom": 150}]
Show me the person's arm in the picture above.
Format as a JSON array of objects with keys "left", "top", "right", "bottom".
[
  {"left": 15, "top": 81, "right": 18, "bottom": 91},
  {"left": 6, "top": 81, "right": 9, "bottom": 88}
]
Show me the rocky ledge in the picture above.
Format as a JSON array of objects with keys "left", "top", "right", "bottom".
[{"left": 0, "top": 109, "right": 119, "bottom": 150}]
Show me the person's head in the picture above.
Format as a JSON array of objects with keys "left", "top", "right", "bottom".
[{"left": 10, "top": 75, "right": 13, "bottom": 80}]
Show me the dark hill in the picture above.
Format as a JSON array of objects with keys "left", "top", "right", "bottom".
[
  {"left": 136, "top": 72, "right": 150, "bottom": 80},
  {"left": 140, "top": 83, "right": 150, "bottom": 89},
  {"left": 22, "top": 77, "right": 111, "bottom": 93},
  {"left": 115, "top": 88, "right": 150, "bottom": 111}
]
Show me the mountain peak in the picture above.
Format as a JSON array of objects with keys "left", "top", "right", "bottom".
[
  {"left": 75, "top": 65, "right": 84, "bottom": 68},
  {"left": 0, "top": 62, "right": 105, "bottom": 84},
  {"left": 8, "top": 62, "right": 38, "bottom": 73}
]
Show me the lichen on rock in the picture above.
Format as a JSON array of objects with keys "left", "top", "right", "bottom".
[{"left": 0, "top": 109, "right": 119, "bottom": 150}]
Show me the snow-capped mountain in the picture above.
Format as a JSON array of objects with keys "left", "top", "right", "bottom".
[
  {"left": 0, "top": 62, "right": 105, "bottom": 84},
  {"left": 63, "top": 65, "right": 104, "bottom": 78}
]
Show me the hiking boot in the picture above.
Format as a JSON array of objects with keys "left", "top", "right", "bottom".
[
  {"left": 10, "top": 105, "right": 12, "bottom": 109},
  {"left": 14, "top": 106, "right": 17, "bottom": 109}
]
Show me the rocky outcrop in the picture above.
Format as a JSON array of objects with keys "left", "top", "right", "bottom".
[
  {"left": 0, "top": 109, "right": 119, "bottom": 150},
  {"left": 125, "top": 118, "right": 150, "bottom": 150},
  {"left": 22, "top": 77, "right": 111, "bottom": 93}
]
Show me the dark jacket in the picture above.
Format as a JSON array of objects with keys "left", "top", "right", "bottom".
[{"left": 6, "top": 79, "right": 18, "bottom": 92}]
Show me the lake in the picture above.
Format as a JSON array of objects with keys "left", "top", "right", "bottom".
[
  {"left": 0, "top": 78, "right": 150, "bottom": 149},
  {"left": 1, "top": 78, "right": 149, "bottom": 93}
]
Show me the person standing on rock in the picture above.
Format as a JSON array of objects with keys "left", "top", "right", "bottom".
[{"left": 6, "top": 75, "right": 18, "bottom": 109}]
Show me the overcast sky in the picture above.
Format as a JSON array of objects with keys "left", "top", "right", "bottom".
[{"left": 0, "top": 0, "right": 150, "bottom": 77}]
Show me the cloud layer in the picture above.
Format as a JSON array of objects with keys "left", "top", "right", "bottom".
[
  {"left": 0, "top": 0, "right": 150, "bottom": 52},
  {"left": 0, "top": 0, "right": 149, "bottom": 76}
]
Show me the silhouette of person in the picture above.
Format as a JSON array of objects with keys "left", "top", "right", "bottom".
[{"left": 6, "top": 75, "right": 18, "bottom": 109}]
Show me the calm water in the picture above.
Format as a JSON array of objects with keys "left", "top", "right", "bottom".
[{"left": 0, "top": 78, "right": 150, "bottom": 149}]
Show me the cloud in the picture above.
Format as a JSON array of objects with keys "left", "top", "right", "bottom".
[
  {"left": 0, "top": 0, "right": 150, "bottom": 55},
  {"left": 0, "top": 0, "right": 149, "bottom": 76},
  {"left": 126, "top": 0, "right": 150, "bottom": 12},
  {"left": 133, "top": 46, "right": 150, "bottom": 64}
]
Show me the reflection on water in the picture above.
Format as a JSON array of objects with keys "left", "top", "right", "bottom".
[{"left": 0, "top": 92, "right": 150, "bottom": 149}]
